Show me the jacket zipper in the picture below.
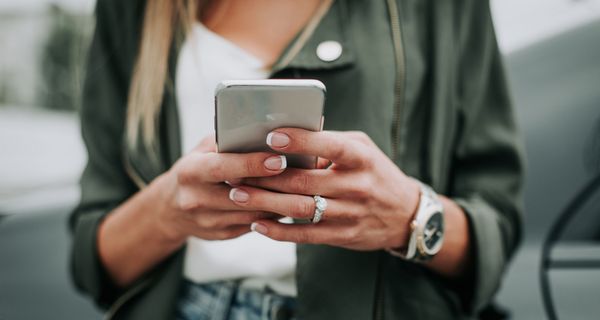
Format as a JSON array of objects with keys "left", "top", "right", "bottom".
[
  {"left": 373, "top": 253, "right": 385, "bottom": 320},
  {"left": 387, "top": 0, "right": 406, "bottom": 162},
  {"left": 374, "top": 1, "right": 405, "bottom": 320}
]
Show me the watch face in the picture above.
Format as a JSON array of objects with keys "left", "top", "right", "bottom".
[{"left": 423, "top": 211, "right": 444, "bottom": 253}]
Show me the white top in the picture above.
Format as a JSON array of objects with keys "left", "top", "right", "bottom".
[{"left": 175, "top": 23, "right": 297, "bottom": 296}]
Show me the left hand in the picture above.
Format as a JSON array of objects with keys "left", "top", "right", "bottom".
[{"left": 228, "top": 128, "right": 421, "bottom": 251}]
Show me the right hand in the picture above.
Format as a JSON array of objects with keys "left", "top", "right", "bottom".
[{"left": 151, "top": 135, "right": 288, "bottom": 243}]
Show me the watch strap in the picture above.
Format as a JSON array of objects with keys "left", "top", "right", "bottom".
[{"left": 386, "top": 179, "right": 441, "bottom": 261}]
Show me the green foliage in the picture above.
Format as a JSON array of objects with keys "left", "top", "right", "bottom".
[{"left": 39, "top": 5, "right": 92, "bottom": 111}]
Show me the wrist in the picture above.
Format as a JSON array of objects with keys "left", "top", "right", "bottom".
[
  {"left": 392, "top": 176, "right": 421, "bottom": 249},
  {"left": 148, "top": 172, "right": 188, "bottom": 246},
  {"left": 404, "top": 177, "right": 421, "bottom": 222},
  {"left": 387, "top": 179, "right": 445, "bottom": 261}
]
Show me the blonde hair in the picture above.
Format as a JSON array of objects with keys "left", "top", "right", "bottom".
[{"left": 126, "top": 0, "right": 199, "bottom": 150}]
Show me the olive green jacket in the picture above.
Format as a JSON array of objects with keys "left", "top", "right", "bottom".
[{"left": 70, "top": 0, "right": 524, "bottom": 319}]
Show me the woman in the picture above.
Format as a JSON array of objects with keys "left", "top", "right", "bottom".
[{"left": 70, "top": 0, "right": 524, "bottom": 319}]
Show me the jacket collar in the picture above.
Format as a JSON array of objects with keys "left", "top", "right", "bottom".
[{"left": 271, "top": 0, "right": 354, "bottom": 73}]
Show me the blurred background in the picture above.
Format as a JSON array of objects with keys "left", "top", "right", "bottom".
[{"left": 1, "top": 0, "right": 599, "bottom": 319}]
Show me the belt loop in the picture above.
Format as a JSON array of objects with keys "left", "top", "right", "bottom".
[
  {"left": 267, "top": 294, "right": 295, "bottom": 320},
  {"left": 217, "top": 281, "right": 239, "bottom": 320},
  {"left": 261, "top": 293, "right": 272, "bottom": 320}
]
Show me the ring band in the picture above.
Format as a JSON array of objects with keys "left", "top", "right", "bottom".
[{"left": 312, "top": 195, "right": 328, "bottom": 224}]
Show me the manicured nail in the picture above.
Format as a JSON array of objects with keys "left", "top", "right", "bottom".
[
  {"left": 229, "top": 188, "right": 249, "bottom": 203},
  {"left": 251, "top": 222, "right": 268, "bottom": 234},
  {"left": 266, "top": 132, "right": 290, "bottom": 148},
  {"left": 264, "top": 155, "right": 287, "bottom": 171}
]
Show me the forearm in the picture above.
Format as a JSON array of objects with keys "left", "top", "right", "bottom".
[
  {"left": 97, "top": 174, "right": 185, "bottom": 287},
  {"left": 424, "top": 196, "right": 472, "bottom": 278}
]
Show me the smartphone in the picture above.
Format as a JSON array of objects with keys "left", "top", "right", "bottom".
[{"left": 215, "top": 79, "right": 325, "bottom": 168}]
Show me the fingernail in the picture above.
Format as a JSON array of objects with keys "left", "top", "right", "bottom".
[
  {"left": 229, "top": 188, "right": 249, "bottom": 203},
  {"left": 264, "top": 155, "right": 287, "bottom": 171},
  {"left": 266, "top": 132, "right": 290, "bottom": 148},
  {"left": 225, "top": 178, "right": 242, "bottom": 186},
  {"left": 251, "top": 222, "right": 268, "bottom": 234}
]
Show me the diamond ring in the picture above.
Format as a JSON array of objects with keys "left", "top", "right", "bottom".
[{"left": 312, "top": 195, "right": 328, "bottom": 224}]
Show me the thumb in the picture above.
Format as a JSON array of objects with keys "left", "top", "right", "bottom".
[{"left": 195, "top": 134, "right": 216, "bottom": 153}]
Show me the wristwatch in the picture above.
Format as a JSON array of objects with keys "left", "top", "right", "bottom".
[{"left": 387, "top": 179, "right": 445, "bottom": 262}]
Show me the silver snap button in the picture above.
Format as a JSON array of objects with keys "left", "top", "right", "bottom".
[{"left": 316, "top": 41, "right": 343, "bottom": 62}]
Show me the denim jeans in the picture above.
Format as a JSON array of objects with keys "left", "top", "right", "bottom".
[{"left": 176, "top": 280, "right": 297, "bottom": 320}]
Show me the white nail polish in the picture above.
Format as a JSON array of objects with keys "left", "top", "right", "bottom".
[
  {"left": 279, "top": 155, "right": 287, "bottom": 170},
  {"left": 266, "top": 132, "right": 274, "bottom": 146},
  {"left": 229, "top": 188, "right": 237, "bottom": 202},
  {"left": 250, "top": 222, "right": 268, "bottom": 234}
]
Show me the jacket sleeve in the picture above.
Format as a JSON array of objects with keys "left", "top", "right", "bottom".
[
  {"left": 450, "top": 0, "right": 524, "bottom": 314},
  {"left": 69, "top": 0, "right": 139, "bottom": 308}
]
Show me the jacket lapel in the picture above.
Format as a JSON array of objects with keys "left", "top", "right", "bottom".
[{"left": 271, "top": 0, "right": 354, "bottom": 74}]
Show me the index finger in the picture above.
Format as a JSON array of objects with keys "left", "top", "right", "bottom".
[
  {"left": 250, "top": 219, "right": 356, "bottom": 247},
  {"left": 179, "top": 152, "right": 287, "bottom": 183},
  {"left": 266, "top": 128, "right": 367, "bottom": 168}
]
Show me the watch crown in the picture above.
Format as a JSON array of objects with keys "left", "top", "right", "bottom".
[{"left": 410, "top": 220, "right": 418, "bottom": 230}]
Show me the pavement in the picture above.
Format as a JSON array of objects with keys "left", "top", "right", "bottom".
[{"left": 0, "top": 209, "right": 102, "bottom": 320}]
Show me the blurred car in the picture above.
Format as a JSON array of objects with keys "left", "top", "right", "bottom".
[{"left": 495, "top": 18, "right": 600, "bottom": 320}]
